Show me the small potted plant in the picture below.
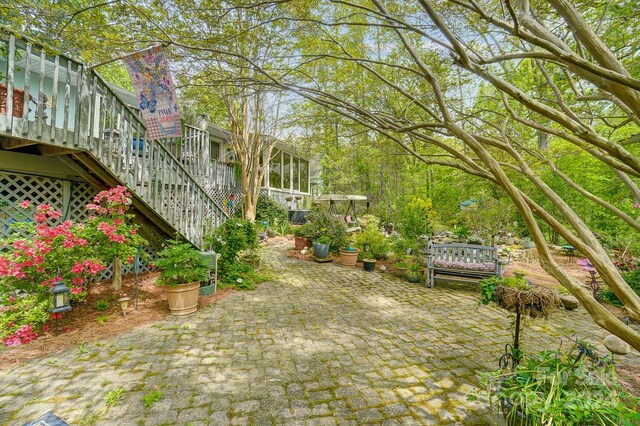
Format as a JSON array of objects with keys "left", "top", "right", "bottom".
[
  {"left": 392, "top": 257, "right": 410, "bottom": 278},
  {"left": 405, "top": 261, "right": 422, "bottom": 283},
  {"left": 155, "top": 240, "right": 210, "bottom": 316},
  {"left": 339, "top": 243, "right": 360, "bottom": 267},
  {"left": 361, "top": 252, "right": 377, "bottom": 272},
  {"left": 312, "top": 235, "right": 331, "bottom": 259}
]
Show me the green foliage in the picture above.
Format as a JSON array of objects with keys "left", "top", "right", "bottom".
[
  {"left": 96, "top": 315, "right": 109, "bottom": 325},
  {"left": 220, "top": 260, "right": 271, "bottom": 290},
  {"left": 355, "top": 226, "right": 390, "bottom": 260},
  {"left": 303, "top": 210, "right": 348, "bottom": 253},
  {"left": 479, "top": 276, "right": 530, "bottom": 305},
  {"left": 484, "top": 343, "right": 640, "bottom": 425},
  {"left": 142, "top": 391, "right": 163, "bottom": 409},
  {"left": 155, "top": 240, "right": 209, "bottom": 287},
  {"left": 466, "top": 235, "right": 485, "bottom": 245},
  {"left": 358, "top": 214, "right": 380, "bottom": 231},
  {"left": 105, "top": 388, "right": 125, "bottom": 407},
  {"left": 273, "top": 218, "right": 291, "bottom": 236},
  {"left": 96, "top": 300, "right": 109, "bottom": 311},
  {"left": 600, "top": 269, "right": 640, "bottom": 307},
  {"left": 0, "top": 295, "right": 49, "bottom": 341},
  {"left": 206, "top": 218, "right": 258, "bottom": 270},
  {"left": 398, "top": 197, "right": 435, "bottom": 242},
  {"left": 255, "top": 197, "right": 288, "bottom": 225},
  {"left": 77, "top": 342, "right": 88, "bottom": 354}
]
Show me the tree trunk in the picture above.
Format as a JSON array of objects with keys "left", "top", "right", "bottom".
[{"left": 112, "top": 256, "right": 122, "bottom": 291}]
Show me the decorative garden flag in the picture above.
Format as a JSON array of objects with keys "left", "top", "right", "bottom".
[{"left": 123, "top": 46, "right": 182, "bottom": 139}]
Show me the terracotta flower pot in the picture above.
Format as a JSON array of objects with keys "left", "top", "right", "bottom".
[
  {"left": 340, "top": 248, "right": 360, "bottom": 267},
  {"left": 165, "top": 282, "right": 200, "bottom": 316}
]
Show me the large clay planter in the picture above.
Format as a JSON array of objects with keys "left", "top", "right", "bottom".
[
  {"left": 165, "top": 282, "right": 200, "bottom": 316},
  {"left": 294, "top": 236, "right": 312, "bottom": 250},
  {"left": 340, "top": 248, "right": 360, "bottom": 267}
]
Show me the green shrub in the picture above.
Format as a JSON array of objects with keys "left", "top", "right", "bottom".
[
  {"left": 96, "top": 300, "right": 110, "bottom": 311},
  {"left": 255, "top": 196, "right": 288, "bottom": 225},
  {"left": 600, "top": 269, "right": 640, "bottom": 307},
  {"left": 220, "top": 260, "right": 271, "bottom": 290},
  {"left": 398, "top": 197, "right": 435, "bottom": 242},
  {"left": 155, "top": 240, "right": 209, "bottom": 286},
  {"left": 0, "top": 294, "right": 49, "bottom": 342},
  {"left": 355, "top": 226, "right": 390, "bottom": 260},
  {"left": 206, "top": 218, "right": 258, "bottom": 270},
  {"left": 303, "top": 210, "right": 348, "bottom": 253}
]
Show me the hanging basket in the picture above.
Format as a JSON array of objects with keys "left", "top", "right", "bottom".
[{"left": 495, "top": 284, "right": 560, "bottom": 319}]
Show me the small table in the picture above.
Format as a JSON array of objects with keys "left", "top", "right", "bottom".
[{"left": 561, "top": 245, "right": 575, "bottom": 263}]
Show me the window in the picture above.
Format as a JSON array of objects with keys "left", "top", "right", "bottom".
[
  {"left": 283, "top": 153, "right": 291, "bottom": 190},
  {"left": 293, "top": 157, "right": 300, "bottom": 191},
  {"left": 300, "top": 159, "right": 309, "bottom": 193},
  {"left": 269, "top": 149, "right": 281, "bottom": 189},
  {"left": 210, "top": 141, "right": 220, "bottom": 160}
]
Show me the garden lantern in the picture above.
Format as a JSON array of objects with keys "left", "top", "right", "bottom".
[
  {"left": 49, "top": 277, "right": 71, "bottom": 314},
  {"left": 117, "top": 297, "right": 131, "bottom": 317},
  {"left": 363, "top": 241, "right": 370, "bottom": 253}
]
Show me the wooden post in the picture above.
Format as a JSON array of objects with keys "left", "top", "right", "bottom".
[{"left": 112, "top": 256, "right": 122, "bottom": 290}]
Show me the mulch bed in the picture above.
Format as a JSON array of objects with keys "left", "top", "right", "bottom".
[{"left": 0, "top": 272, "right": 234, "bottom": 371}]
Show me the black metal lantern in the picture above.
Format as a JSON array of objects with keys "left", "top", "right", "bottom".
[
  {"left": 49, "top": 277, "right": 72, "bottom": 314},
  {"left": 364, "top": 241, "right": 370, "bottom": 253}
]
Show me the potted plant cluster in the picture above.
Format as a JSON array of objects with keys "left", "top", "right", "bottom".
[
  {"left": 155, "top": 239, "right": 209, "bottom": 316},
  {"left": 303, "top": 210, "right": 348, "bottom": 260},
  {"left": 484, "top": 340, "right": 640, "bottom": 425}
]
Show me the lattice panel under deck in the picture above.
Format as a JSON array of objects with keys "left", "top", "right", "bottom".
[
  {"left": 68, "top": 182, "right": 97, "bottom": 222},
  {"left": 1, "top": 173, "right": 64, "bottom": 236}
]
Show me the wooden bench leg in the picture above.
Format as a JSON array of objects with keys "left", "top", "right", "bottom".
[{"left": 426, "top": 269, "right": 434, "bottom": 288}]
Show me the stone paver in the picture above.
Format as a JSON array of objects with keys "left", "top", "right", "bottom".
[{"left": 1, "top": 240, "right": 638, "bottom": 425}]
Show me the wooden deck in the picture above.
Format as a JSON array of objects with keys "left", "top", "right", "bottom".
[{"left": 0, "top": 31, "right": 240, "bottom": 248}]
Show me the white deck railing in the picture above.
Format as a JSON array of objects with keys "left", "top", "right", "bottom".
[{"left": 0, "top": 32, "right": 240, "bottom": 248}]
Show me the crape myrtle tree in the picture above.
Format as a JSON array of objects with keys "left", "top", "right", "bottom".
[{"left": 6, "top": 0, "right": 640, "bottom": 350}]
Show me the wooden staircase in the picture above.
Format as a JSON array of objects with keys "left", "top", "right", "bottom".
[{"left": 0, "top": 32, "right": 235, "bottom": 248}]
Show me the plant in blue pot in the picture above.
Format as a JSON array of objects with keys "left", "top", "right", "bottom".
[{"left": 313, "top": 235, "right": 331, "bottom": 259}]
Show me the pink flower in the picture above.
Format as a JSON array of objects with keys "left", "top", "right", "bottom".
[{"left": 19, "top": 200, "right": 32, "bottom": 209}]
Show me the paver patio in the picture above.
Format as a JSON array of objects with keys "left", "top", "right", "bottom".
[{"left": 1, "top": 240, "right": 639, "bottom": 425}]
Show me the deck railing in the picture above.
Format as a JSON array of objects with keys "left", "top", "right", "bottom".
[{"left": 0, "top": 32, "right": 235, "bottom": 248}]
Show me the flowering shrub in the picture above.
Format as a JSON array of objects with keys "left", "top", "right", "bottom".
[
  {"left": 0, "top": 186, "right": 147, "bottom": 347},
  {"left": 0, "top": 294, "right": 49, "bottom": 346},
  {"left": 84, "top": 186, "right": 147, "bottom": 267},
  {"left": 0, "top": 203, "right": 104, "bottom": 303},
  {"left": 205, "top": 218, "right": 258, "bottom": 270}
]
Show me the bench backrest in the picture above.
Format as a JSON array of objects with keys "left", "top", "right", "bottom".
[{"left": 428, "top": 242, "right": 497, "bottom": 264}]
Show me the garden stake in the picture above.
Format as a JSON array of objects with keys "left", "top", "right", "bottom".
[
  {"left": 135, "top": 246, "right": 140, "bottom": 310},
  {"left": 499, "top": 308, "right": 522, "bottom": 371}
]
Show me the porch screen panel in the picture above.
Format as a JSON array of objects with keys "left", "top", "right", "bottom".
[
  {"left": 269, "top": 149, "right": 281, "bottom": 189},
  {"left": 293, "top": 157, "right": 300, "bottom": 191},
  {"left": 300, "top": 159, "right": 309, "bottom": 193},
  {"left": 283, "top": 152, "right": 291, "bottom": 190}
]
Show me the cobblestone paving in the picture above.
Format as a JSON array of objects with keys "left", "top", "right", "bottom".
[{"left": 1, "top": 240, "right": 639, "bottom": 425}]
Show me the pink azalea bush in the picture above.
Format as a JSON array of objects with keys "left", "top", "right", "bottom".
[{"left": 0, "top": 186, "right": 147, "bottom": 347}]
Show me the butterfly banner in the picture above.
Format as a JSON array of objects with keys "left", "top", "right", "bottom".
[{"left": 123, "top": 45, "right": 182, "bottom": 139}]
